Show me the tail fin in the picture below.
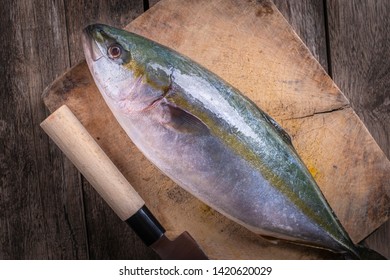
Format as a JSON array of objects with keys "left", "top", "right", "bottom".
[
  {"left": 345, "top": 244, "right": 387, "bottom": 260},
  {"left": 355, "top": 244, "right": 387, "bottom": 260}
]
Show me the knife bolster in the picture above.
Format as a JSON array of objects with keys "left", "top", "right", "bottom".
[{"left": 126, "top": 205, "right": 165, "bottom": 246}]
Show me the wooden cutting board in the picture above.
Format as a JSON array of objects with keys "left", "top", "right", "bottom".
[{"left": 42, "top": 0, "right": 390, "bottom": 259}]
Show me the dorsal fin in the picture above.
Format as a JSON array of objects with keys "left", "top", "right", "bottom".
[{"left": 262, "top": 111, "right": 294, "bottom": 148}]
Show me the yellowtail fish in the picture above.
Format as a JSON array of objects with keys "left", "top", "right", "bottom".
[{"left": 82, "top": 24, "right": 384, "bottom": 259}]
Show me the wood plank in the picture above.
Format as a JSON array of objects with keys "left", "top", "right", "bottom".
[
  {"left": 148, "top": 0, "right": 162, "bottom": 8},
  {"left": 63, "top": 0, "right": 158, "bottom": 259},
  {"left": 326, "top": 0, "right": 390, "bottom": 259},
  {"left": 273, "top": 0, "right": 328, "bottom": 71},
  {"left": 43, "top": 0, "right": 390, "bottom": 259},
  {"left": 0, "top": 0, "right": 88, "bottom": 259}
]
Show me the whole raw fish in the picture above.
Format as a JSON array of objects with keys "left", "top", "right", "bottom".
[{"left": 82, "top": 24, "right": 383, "bottom": 259}]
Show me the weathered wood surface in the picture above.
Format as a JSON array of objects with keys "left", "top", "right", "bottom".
[
  {"left": 1, "top": 0, "right": 157, "bottom": 260},
  {"left": 326, "top": 0, "right": 390, "bottom": 258},
  {"left": 0, "top": 0, "right": 88, "bottom": 259},
  {"left": 1, "top": 0, "right": 389, "bottom": 259},
  {"left": 43, "top": 0, "right": 389, "bottom": 259},
  {"left": 278, "top": 0, "right": 390, "bottom": 258},
  {"left": 60, "top": 0, "right": 158, "bottom": 260}
]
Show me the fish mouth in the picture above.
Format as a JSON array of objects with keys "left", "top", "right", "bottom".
[{"left": 82, "top": 24, "right": 105, "bottom": 62}]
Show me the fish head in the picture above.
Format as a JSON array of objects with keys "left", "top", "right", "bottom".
[{"left": 82, "top": 24, "right": 171, "bottom": 112}]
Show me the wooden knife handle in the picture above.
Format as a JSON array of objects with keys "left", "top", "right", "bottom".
[{"left": 40, "top": 105, "right": 144, "bottom": 221}]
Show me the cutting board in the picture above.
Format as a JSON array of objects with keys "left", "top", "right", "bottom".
[{"left": 42, "top": 0, "right": 390, "bottom": 259}]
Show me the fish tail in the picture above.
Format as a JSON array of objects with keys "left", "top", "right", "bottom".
[
  {"left": 356, "top": 244, "right": 387, "bottom": 260},
  {"left": 344, "top": 244, "right": 387, "bottom": 260}
]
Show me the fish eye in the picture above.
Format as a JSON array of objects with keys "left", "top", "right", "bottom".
[{"left": 107, "top": 44, "right": 122, "bottom": 59}]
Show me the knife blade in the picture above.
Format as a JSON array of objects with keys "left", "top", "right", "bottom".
[{"left": 40, "top": 104, "right": 208, "bottom": 260}]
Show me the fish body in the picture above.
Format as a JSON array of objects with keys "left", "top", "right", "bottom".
[{"left": 82, "top": 24, "right": 374, "bottom": 258}]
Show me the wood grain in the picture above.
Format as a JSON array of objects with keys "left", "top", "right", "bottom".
[
  {"left": 326, "top": 0, "right": 390, "bottom": 259},
  {"left": 0, "top": 0, "right": 156, "bottom": 260},
  {"left": 0, "top": 0, "right": 87, "bottom": 259},
  {"left": 1, "top": 0, "right": 388, "bottom": 259},
  {"left": 62, "top": 0, "right": 157, "bottom": 259},
  {"left": 42, "top": 0, "right": 389, "bottom": 259},
  {"left": 277, "top": 0, "right": 390, "bottom": 259},
  {"left": 273, "top": 0, "right": 328, "bottom": 71}
]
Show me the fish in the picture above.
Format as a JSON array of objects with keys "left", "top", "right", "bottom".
[{"left": 82, "top": 23, "right": 384, "bottom": 259}]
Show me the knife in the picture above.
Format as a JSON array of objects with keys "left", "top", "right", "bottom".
[{"left": 40, "top": 105, "right": 208, "bottom": 260}]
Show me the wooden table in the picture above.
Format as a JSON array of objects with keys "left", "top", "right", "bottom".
[{"left": 1, "top": 0, "right": 389, "bottom": 259}]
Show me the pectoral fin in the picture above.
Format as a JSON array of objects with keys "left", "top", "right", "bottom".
[{"left": 160, "top": 102, "right": 209, "bottom": 135}]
